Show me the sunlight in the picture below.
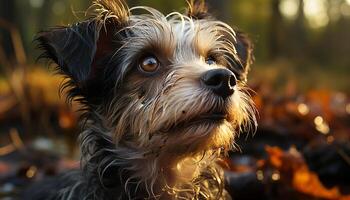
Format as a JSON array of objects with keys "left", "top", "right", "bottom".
[
  {"left": 279, "top": 0, "right": 300, "bottom": 20},
  {"left": 303, "top": 0, "right": 329, "bottom": 29}
]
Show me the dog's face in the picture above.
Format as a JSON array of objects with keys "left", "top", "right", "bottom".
[{"left": 37, "top": 0, "right": 256, "bottom": 159}]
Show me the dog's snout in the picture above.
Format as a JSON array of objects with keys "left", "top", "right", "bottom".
[{"left": 201, "top": 69, "right": 236, "bottom": 98}]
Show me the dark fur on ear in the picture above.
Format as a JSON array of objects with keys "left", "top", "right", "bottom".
[
  {"left": 35, "top": 0, "right": 129, "bottom": 104},
  {"left": 186, "top": 0, "right": 211, "bottom": 19},
  {"left": 36, "top": 21, "right": 100, "bottom": 88},
  {"left": 235, "top": 31, "right": 254, "bottom": 82}
]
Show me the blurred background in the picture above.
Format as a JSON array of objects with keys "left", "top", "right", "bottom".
[{"left": 0, "top": 0, "right": 349, "bottom": 199}]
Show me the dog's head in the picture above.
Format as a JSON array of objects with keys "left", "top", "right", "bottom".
[{"left": 37, "top": 0, "right": 256, "bottom": 159}]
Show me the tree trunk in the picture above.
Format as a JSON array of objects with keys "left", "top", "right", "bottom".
[
  {"left": 269, "top": 0, "right": 284, "bottom": 59},
  {"left": 0, "top": 0, "right": 15, "bottom": 61}
]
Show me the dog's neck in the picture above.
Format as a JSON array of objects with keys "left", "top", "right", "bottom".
[{"left": 79, "top": 118, "right": 226, "bottom": 199}]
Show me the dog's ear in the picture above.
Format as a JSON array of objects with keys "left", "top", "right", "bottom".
[
  {"left": 186, "top": 0, "right": 211, "bottom": 19},
  {"left": 235, "top": 31, "right": 254, "bottom": 82},
  {"left": 36, "top": 0, "right": 129, "bottom": 102},
  {"left": 36, "top": 21, "right": 100, "bottom": 85}
]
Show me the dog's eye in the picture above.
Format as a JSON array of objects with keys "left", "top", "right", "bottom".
[
  {"left": 205, "top": 56, "right": 216, "bottom": 65},
  {"left": 139, "top": 56, "right": 159, "bottom": 73}
]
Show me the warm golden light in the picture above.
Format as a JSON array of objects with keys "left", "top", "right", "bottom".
[
  {"left": 298, "top": 103, "right": 310, "bottom": 115},
  {"left": 317, "top": 123, "right": 330, "bottom": 134},
  {"left": 26, "top": 166, "right": 38, "bottom": 178},
  {"left": 346, "top": 104, "right": 350, "bottom": 114},
  {"left": 304, "top": 0, "right": 329, "bottom": 28},
  {"left": 272, "top": 171, "right": 281, "bottom": 181},
  {"left": 314, "top": 116, "right": 323, "bottom": 126},
  {"left": 314, "top": 116, "right": 330, "bottom": 135},
  {"left": 256, "top": 170, "right": 264, "bottom": 181},
  {"left": 280, "top": 0, "right": 300, "bottom": 20}
]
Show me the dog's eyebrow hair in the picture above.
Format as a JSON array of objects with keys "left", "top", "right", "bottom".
[{"left": 116, "top": 19, "right": 176, "bottom": 61}]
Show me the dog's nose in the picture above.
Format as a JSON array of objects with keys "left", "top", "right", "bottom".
[{"left": 201, "top": 69, "right": 236, "bottom": 98}]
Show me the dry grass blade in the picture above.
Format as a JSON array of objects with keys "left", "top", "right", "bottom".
[
  {"left": 0, "top": 144, "right": 15, "bottom": 156},
  {"left": 9, "top": 128, "right": 24, "bottom": 149}
]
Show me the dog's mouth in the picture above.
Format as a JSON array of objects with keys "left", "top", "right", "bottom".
[
  {"left": 192, "top": 111, "right": 227, "bottom": 122},
  {"left": 161, "top": 109, "right": 228, "bottom": 133}
]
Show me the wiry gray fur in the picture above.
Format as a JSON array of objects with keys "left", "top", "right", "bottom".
[{"left": 28, "top": 0, "right": 256, "bottom": 199}]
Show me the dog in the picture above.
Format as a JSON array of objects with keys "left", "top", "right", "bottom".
[{"left": 29, "top": 0, "right": 256, "bottom": 199}]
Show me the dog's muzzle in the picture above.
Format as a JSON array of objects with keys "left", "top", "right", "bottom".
[{"left": 201, "top": 68, "right": 237, "bottom": 99}]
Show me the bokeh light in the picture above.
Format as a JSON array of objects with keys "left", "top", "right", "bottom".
[
  {"left": 304, "top": 0, "right": 329, "bottom": 28},
  {"left": 314, "top": 116, "right": 330, "bottom": 134},
  {"left": 297, "top": 103, "right": 310, "bottom": 115},
  {"left": 279, "top": 0, "right": 300, "bottom": 20}
]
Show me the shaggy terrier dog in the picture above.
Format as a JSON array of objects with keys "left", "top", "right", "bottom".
[{"left": 30, "top": 0, "right": 257, "bottom": 199}]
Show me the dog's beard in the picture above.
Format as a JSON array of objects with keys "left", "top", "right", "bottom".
[
  {"left": 103, "top": 67, "right": 256, "bottom": 198},
  {"left": 108, "top": 63, "right": 256, "bottom": 156}
]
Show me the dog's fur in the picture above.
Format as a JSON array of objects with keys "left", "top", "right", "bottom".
[{"left": 29, "top": 0, "right": 256, "bottom": 199}]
